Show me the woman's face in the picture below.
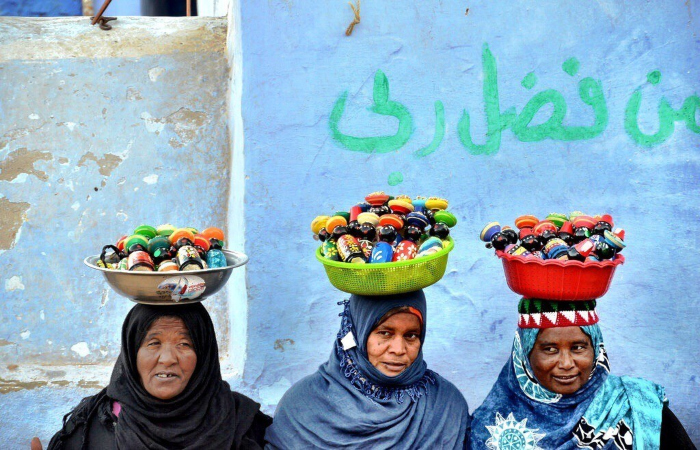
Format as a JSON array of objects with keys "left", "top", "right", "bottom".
[
  {"left": 366, "top": 312, "right": 421, "bottom": 377},
  {"left": 136, "top": 316, "right": 197, "bottom": 400},
  {"left": 529, "top": 326, "right": 594, "bottom": 395}
]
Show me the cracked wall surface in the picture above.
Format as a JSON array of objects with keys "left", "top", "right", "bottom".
[{"left": 0, "top": 17, "right": 231, "bottom": 372}]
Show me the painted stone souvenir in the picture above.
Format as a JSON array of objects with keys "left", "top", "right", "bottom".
[
  {"left": 201, "top": 227, "right": 225, "bottom": 243},
  {"left": 322, "top": 240, "right": 340, "bottom": 261},
  {"left": 412, "top": 196, "right": 427, "bottom": 212},
  {"left": 429, "top": 223, "right": 450, "bottom": 239},
  {"left": 337, "top": 235, "right": 366, "bottom": 263},
  {"left": 156, "top": 223, "right": 176, "bottom": 237},
  {"left": 128, "top": 251, "right": 155, "bottom": 271},
  {"left": 357, "top": 212, "right": 380, "bottom": 227},
  {"left": 134, "top": 225, "right": 157, "bottom": 240},
  {"left": 125, "top": 234, "right": 149, "bottom": 254},
  {"left": 388, "top": 199, "right": 414, "bottom": 215},
  {"left": 169, "top": 228, "right": 196, "bottom": 245},
  {"left": 514, "top": 215, "right": 539, "bottom": 230},
  {"left": 365, "top": 191, "right": 390, "bottom": 206},
  {"left": 379, "top": 213, "right": 404, "bottom": 231},
  {"left": 334, "top": 211, "right": 351, "bottom": 222},
  {"left": 359, "top": 239, "right": 374, "bottom": 259},
  {"left": 311, "top": 216, "right": 330, "bottom": 235},
  {"left": 425, "top": 197, "right": 448, "bottom": 211},
  {"left": 434, "top": 210, "right": 457, "bottom": 228},
  {"left": 405, "top": 212, "right": 430, "bottom": 230},
  {"left": 545, "top": 213, "right": 568, "bottom": 228},
  {"left": 370, "top": 241, "right": 393, "bottom": 263},
  {"left": 417, "top": 236, "right": 443, "bottom": 255},
  {"left": 392, "top": 240, "right": 417, "bottom": 262},
  {"left": 480, "top": 222, "right": 501, "bottom": 242},
  {"left": 350, "top": 206, "right": 362, "bottom": 222},
  {"left": 325, "top": 216, "right": 348, "bottom": 234},
  {"left": 157, "top": 260, "right": 179, "bottom": 272}
]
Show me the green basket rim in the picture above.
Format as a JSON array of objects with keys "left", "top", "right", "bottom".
[{"left": 315, "top": 236, "right": 454, "bottom": 268}]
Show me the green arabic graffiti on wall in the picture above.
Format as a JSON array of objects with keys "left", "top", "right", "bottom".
[{"left": 329, "top": 43, "right": 699, "bottom": 164}]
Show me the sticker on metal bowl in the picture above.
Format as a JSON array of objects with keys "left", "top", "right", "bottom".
[{"left": 157, "top": 275, "right": 206, "bottom": 302}]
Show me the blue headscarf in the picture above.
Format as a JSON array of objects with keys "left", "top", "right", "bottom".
[
  {"left": 470, "top": 324, "right": 666, "bottom": 449},
  {"left": 265, "top": 290, "right": 470, "bottom": 449}
]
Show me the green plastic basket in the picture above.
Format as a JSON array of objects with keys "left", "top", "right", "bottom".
[{"left": 316, "top": 237, "right": 454, "bottom": 295}]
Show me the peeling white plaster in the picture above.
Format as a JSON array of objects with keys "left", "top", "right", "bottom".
[
  {"left": 143, "top": 174, "right": 159, "bottom": 184},
  {"left": 100, "top": 350, "right": 108, "bottom": 357},
  {"left": 134, "top": 187, "right": 139, "bottom": 192},
  {"left": 71, "top": 342, "right": 90, "bottom": 357},
  {"left": 62, "top": 122, "right": 77, "bottom": 131},
  {"left": 40, "top": 310, "right": 45, "bottom": 321},
  {"left": 118, "top": 178, "right": 126, "bottom": 185},
  {"left": 20, "top": 330, "right": 30, "bottom": 340},
  {"left": 28, "top": 113, "right": 40, "bottom": 120},
  {"left": 71, "top": 202, "right": 80, "bottom": 211},
  {"left": 148, "top": 67, "right": 166, "bottom": 81},
  {"left": 6, "top": 276, "right": 25, "bottom": 291},
  {"left": 141, "top": 112, "right": 165, "bottom": 134},
  {"left": 116, "top": 211, "right": 128, "bottom": 221},
  {"left": 65, "top": 180, "right": 74, "bottom": 191},
  {"left": 10, "top": 173, "right": 28, "bottom": 184}
]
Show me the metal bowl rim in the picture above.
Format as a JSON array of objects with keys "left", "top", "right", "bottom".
[{"left": 83, "top": 249, "right": 249, "bottom": 275}]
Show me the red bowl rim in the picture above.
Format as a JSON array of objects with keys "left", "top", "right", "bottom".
[{"left": 495, "top": 251, "right": 625, "bottom": 268}]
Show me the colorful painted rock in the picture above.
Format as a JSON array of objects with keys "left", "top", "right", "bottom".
[
  {"left": 177, "top": 245, "right": 204, "bottom": 271},
  {"left": 514, "top": 215, "right": 539, "bottom": 230},
  {"left": 412, "top": 197, "right": 427, "bottom": 212},
  {"left": 370, "top": 241, "right": 393, "bottom": 263},
  {"left": 545, "top": 213, "right": 568, "bottom": 228},
  {"left": 388, "top": 199, "right": 414, "bottom": 215},
  {"left": 311, "top": 216, "right": 330, "bottom": 235},
  {"left": 533, "top": 221, "right": 557, "bottom": 236},
  {"left": 543, "top": 238, "right": 569, "bottom": 259},
  {"left": 134, "top": 225, "right": 157, "bottom": 240},
  {"left": 350, "top": 206, "right": 363, "bottom": 222},
  {"left": 125, "top": 234, "right": 149, "bottom": 253},
  {"left": 571, "top": 215, "right": 596, "bottom": 230},
  {"left": 201, "top": 227, "right": 225, "bottom": 243},
  {"left": 206, "top": 248, "right": 228, "bottom": 268},
  {"left": 156, "top": 224, "right": 176, "bottom": 237},
  {"left": 434, "top": 210, "right": 457, "bottom": 228},
  {"left": 325, "top": 216, "right": 348, "bottom": 234},
  {"left": 603, "top": 229, "right": 626, "bottom": 251},
  {"left": 425, "top": 197, "right": 448, "bottom": 211},
  {"left": 359, "top": 239, "right": 374, "bottom": 259},
  {"left": 480, "top": 222, "right": 501, "bottom": 242},
  {"left": 116, "top": 235, "right": 128, "bottom": 252},
  {"left": 418, "top": 236, "right": 443, "bottom": 254},
  {"left": 365, "top": 191, "right": 390, "bottom": 206},
  {"left": 392, "top": 240, "right": 417, "bottom": 262},
  {"left": 379, "top": 213, "right": 404, "bottom": 230},
  {"left": 334, "top": 211, "right": 351, "bottom": 222},
  {"left": 157, "top": 260, "right": 179, "bottom": 272},
  {"left": 170, "top": 228, "right": 196, "bottom": 245},
  {"left": 357, "top": 212, "right": 380, "bottom": 227},
  {"left": 322, "top": 240, "right": 340, "bottom": 261},
  {"left": 337, "top": 235, "right": 366, "bottom": 263},
  {"left": 405, "top": 212, "right": 430, "bottom": 230},
  {"left": 128, "top": 251, "right": 155, "bottom": 271},
  {"left": 193, "top": 235, "right": 211, "bottom": 252}
]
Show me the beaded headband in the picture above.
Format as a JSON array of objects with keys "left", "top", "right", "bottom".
[{"left": 518, "top": 298, "right": 599, "bottom": 329}]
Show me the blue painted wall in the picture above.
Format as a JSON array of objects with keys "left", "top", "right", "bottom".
[
  {"left": 0, "top": 0, "right": 81, "bottom": 16},
  {"left": 240, "top": 0, "right": 699, "bottom": 444}
]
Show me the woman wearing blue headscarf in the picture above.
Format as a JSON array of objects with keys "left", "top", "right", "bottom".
[
  {"left": 470, "top": 298, "right": 694, "bottom": 449},
  {"left": 265, "top": 290, "right": 470, "bottom": 449}
]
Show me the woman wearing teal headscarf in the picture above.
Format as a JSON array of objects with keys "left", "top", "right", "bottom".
[
  {"left": 470, "top": 299, "right": 694, "bottom": 449},
  {"left": 265, "top": 290, "right": 470, "bottom": 449}
]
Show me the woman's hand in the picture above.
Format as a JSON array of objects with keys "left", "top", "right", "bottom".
[{"left": 30, "top": 437, "right": 42, "bottom": 450}]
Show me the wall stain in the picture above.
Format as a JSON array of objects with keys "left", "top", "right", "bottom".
[
  {"left": 0, "top": 147, "right": 52, "bottom": 182},
  {"left": 0, "top": 198, "right": 30, "bottom": 251},
  {"left": 142, "top": 107, "right": 210, "bottom": 147},
  {"left": 0, "top": 339, "right": 16, "bottom": 347},
  {"left": 273, "top": 339, "right": 295, "bottom": 352},
  {"left": 77, "top": 152, "right": 123, "bottom": 177}
]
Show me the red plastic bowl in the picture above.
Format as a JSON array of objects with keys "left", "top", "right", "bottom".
[{"left": 496, "top": 251, "right": 625, "bottom": 301}]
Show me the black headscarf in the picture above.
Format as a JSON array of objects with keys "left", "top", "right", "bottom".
[{"left": 50, "top": 303, "right": 262, "bottom": 450}]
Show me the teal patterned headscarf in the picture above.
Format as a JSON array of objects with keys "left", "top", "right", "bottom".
[{"left": 471, "top": 310, "right": 666, "bottom": 449}]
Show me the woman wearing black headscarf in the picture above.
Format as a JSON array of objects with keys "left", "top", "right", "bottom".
[{"left": 39, "top": 303, "right": 271, "bottom": 450}]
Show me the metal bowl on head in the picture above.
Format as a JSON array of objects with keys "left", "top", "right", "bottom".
[{"left": 84, "top": 250, "right": 248, "bottom": 305}]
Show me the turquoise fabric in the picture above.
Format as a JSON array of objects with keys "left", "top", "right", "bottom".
[{"left": 470, "top": 325, "right": 666, "bottom": 449}]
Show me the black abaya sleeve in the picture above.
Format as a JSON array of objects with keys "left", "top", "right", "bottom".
[
  {"left": 660, "top": 404, "right": 696, "bottom": 449},
  {"left": 237, "top": 411, "right": 273, "bottom": 450}
]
